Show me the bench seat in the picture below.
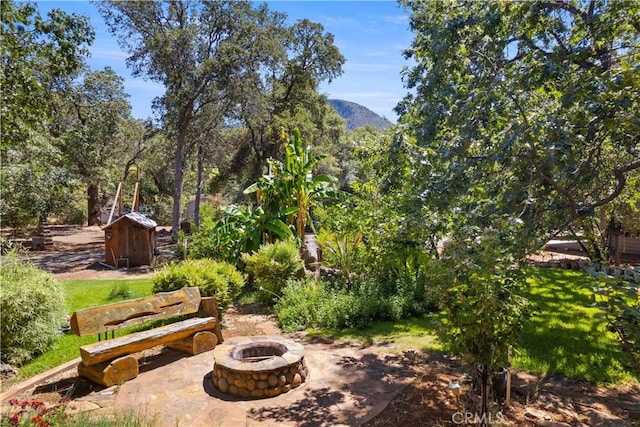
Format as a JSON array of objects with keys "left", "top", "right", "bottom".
[{"left": 79, "top": 316, "right": 217, "bottom": 366}]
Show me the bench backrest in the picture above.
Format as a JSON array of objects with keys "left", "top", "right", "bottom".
[{"left": 70, "top": 287, "right": 202, "bottom": 337}]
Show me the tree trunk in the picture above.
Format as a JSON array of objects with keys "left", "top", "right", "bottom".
[
  {"left": 478, "top": 363, "right": 490, "bottom": 427},
  {"left": 172, "top": 132, "right": 186, "bottom": 240},
  {"left": 87, "top": 183, "right": 102, "bottom": 226},
  {"left": 194, "top": 143, "right": 203, "bottom": 229}
]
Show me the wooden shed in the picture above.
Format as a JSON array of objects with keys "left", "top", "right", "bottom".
[{"left": 103, "top": 212, "right": 157, "bottom": 268}]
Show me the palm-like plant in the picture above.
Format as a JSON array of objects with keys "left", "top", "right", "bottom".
[
  {"left": 244, "top": 128, "right": 346, "bottom": 244},
  {"left": 321, "top": 231, "right": 363, "bottom": 288}
]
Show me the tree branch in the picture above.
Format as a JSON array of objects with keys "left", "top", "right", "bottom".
[{"left": 591, "top": 159, "right": 640, "bottom": 209}]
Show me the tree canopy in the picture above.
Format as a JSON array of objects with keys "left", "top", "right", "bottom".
[
  {"left": 1, "top": 1, "right": 94, "bottom": 149},
  {"left": 398, "top": 0, "right": 640, "bottom": 260},
  {"left": 1, "top": 1, "right": 96, "bottom": 227},
  {"left": 98, "top": 0, "right": 345, "bottom": 237}
]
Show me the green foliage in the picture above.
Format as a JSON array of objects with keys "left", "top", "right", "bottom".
[
  {"left": 150, "top": 195, "right": 173, "bottom": 226},
  {"left": 245, "top": 128, "right": 347, "bottom": 243},
  {"left": 586, "top": 270, "right": 640, "bottom": 373},
  {"left": 399, "top": 0, "right": 640, "bottom": 261},
  {"left": 243, "top": 17, "right": 345, "bottom": 176},
  {"left": 275, "top": 275, "right": 432, "bottom": 332},
  {"left": 426, "top": 225, "right": 531, "bottom": 418},
  {"left": 1, "top": 136, "right": 82, "bottom": 229},
  {"left": 151, "top": 259, "right": 245, "bottom": 314},
  {"left": 107, "top": 283, "right": 133, "bottom": 301},
  {"left": 51, "top": 68, "right": 135, "bottom": 225},
  {"left": 1, "top": 1, "right": 94, "bottom": 148},
  {"left": 317, "top": 231, "right": 363, "bottom": 285},
  {"left": 242, "top": 239, "right": 303, "bottom": 305},
  {"left": 188, "top": 204, "right": 294, "bottom": 267},
  {"left": 0, "top": 254, "right": 66, "bottom": 366},
  {"left": 273, "top": 278, "right": 324, "bottom": 331}
]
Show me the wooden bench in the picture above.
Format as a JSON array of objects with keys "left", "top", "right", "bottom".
[{"left": 70, "top": 287, "right": 223, "bottom": 387}]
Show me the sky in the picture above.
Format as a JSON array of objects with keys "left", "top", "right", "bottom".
[{"left": 36, "top": 1, "right": 415, "bottom": 122}]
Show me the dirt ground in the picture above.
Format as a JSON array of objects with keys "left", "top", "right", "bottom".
[{"left": 4, "top": 225, "right": 640, "bottom": 426}]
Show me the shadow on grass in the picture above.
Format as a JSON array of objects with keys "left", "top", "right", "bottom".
[
  {"left": 518, "top": 268, "right": 638, "bottom": 384},
  {"left": 304, "top": 313, "right": 443, "bottom": 353}
]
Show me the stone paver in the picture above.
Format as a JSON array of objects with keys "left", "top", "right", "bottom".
[{"left": 108, "top": 338, "right": 418, "bottom": 427}]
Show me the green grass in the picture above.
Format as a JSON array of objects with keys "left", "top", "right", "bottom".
[
  {"left": 514, "top": 268, "right": 637, "bottom": 385},
  {"left": 17, "top": 279, "right": 154, "bottom": 379},
  {"left": 306, "top": 268, "right": 638, "bottom": 386},
  {"left": 306, "top": 313, "right": 443, "bottom": 354}
]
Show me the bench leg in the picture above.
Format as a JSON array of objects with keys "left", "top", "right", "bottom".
[
  {"left": 78, "top": 355, "right": 139, "bottom": 387},
  {"left": 166, "top": 331, "right": 218, "bottom": 355}
]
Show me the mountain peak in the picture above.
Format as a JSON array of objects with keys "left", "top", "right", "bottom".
[{"left": 328, "top": 99, "right": 392, "bottom": 131}]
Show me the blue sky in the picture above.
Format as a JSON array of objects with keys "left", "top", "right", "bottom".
[{"left": 37, "top": 1, "right": 414, "bottom": 122}]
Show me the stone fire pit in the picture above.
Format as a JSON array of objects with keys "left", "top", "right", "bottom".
[{"left": 212, "top": 336, "right": 308, "bottom": 398}]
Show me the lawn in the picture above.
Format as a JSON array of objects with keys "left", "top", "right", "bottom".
[
  {"left": 15, "top": 268, "right": 639, "bottom": 386},
  {"left": 515, "top": 268, "right": 637, "bottom": 385}
]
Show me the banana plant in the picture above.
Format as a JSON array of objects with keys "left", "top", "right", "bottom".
[{"left": 245, "top": 128, "right": 347, "bottom": 244}]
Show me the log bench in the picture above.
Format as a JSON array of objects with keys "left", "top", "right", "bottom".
[{"left": 70, "top": 287, "right": 223, "bottom": 387}]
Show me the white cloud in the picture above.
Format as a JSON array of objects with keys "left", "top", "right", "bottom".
[
  {"left": 89, "top": 48, "right": 128, "bottom": 61},
  {"left": 344, "top": 62, "right": 400, "bottom": 72},
  {"left": 125, "top": 79, "right": 164, "bottom": 91},
  {"left": 381, "top": 13, "right": 410, "bottom": 26}
]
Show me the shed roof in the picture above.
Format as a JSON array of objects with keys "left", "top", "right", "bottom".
[{"left": 103, "top": 212, "right": 157, "bottom": 230}]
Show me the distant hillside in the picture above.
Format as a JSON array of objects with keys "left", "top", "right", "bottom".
[{"left": 328, "top": 99, "right": 392, "bottom": 131}]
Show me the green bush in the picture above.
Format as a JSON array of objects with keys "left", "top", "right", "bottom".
[
  {"left": 242, "top": 239, "right": 303, "bottom": 305},
  {"left": 151, "top": 259, "right": 245, "bottom": 314},
  {"left": 273, "top": 278, "right": 323, "bottom": 331},
  {"left": 0, "top": 254, "right": 66, "bottom": 365},
  {"left": 107, "top": 283, "right": 132, "bottom": 301},
  {"left": 275, "top": 277, "right": 383, "bottom": 332}
]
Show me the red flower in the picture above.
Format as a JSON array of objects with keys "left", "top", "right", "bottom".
[
  {"left": 30, "top": 401, "right": 45, "bottom": 409},
  {"left": 9, "top": 413, "right": 20, "bottom": 425}
]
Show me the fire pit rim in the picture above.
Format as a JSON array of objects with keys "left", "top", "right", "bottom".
[{"left": 213, "top": 335, "right": 304, "bottom": 372}]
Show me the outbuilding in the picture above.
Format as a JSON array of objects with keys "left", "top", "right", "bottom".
[{"left": 103, "top": 212, "right": 157, "bottom": 268}]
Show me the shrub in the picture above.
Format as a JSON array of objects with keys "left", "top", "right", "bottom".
[
  {"left": 274, "top": 278, "right": 323, "bottom": 331},
  {"left": 151, "top": 259, "right": 245, "bottom": 314},
  {"left": 242, "top": 239, "right": 303, "bottom": 305},
  {"left": 317, "top": 231, "right": 364, "bottom": 286},
  {"left": 188, "top": 204, "right": 294, "bottom": 268},
  {"left": 586, "top": 271, "right": 640, "bottom": 373},
  {"left": 275, "top": 276, "right": 423, "bottom": 332},
  {"left": 0, "top": 254, "right": 66, "bottom": 365},
  {"left": 3, "top": 398, "right": 71, "bottom": 427},
  {"left": 107, "top": 283, "right": 132, "bottom": 301}
]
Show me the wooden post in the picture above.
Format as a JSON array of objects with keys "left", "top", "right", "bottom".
[
  {"left": 506, "top": 346, "right": 512, "bottom": 406},
  {"left": 107, "top": 182, "right": 123, "bottom": 225},
  {"left": 132, "top": 182, "right": 140, "bottom": 212},
  {"left": 199, "top": 297, "right": 224, "bottom": 343}
]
